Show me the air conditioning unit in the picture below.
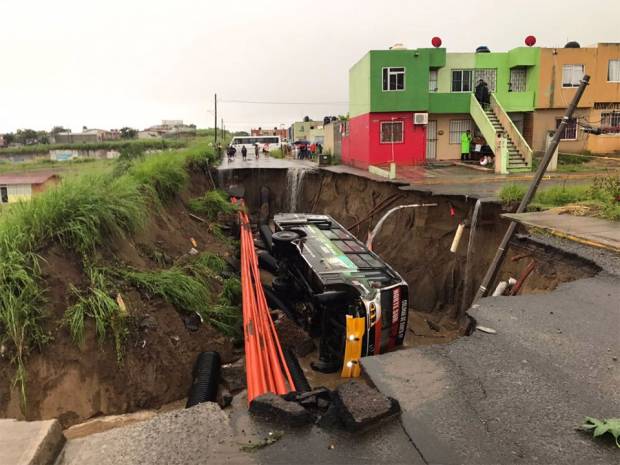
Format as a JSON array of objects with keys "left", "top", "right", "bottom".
[{"left": 414, "top": 113, "right": 428, "bottom": 125}]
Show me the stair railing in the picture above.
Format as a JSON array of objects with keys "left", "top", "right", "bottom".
[{"left": 490, "top": 94, "right": 533, "bottom": 167}]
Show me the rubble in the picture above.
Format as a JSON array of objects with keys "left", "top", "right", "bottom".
[
  {"left": 221, "top": 358, "right": 246, "bottom": 394},
  {"left": 274, "top": 316, "right": 315, "bottom": 357},
  {"left": 332, "top": 381, "right": 400, "bottom": 432},
  {"left": 249, "top": 393, "right": 313, "bottom": 427}
]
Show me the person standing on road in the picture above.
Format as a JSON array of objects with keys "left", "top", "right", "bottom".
[
  {"left": 254, "top": 143, "right": 260, "bottom": 159},
  {"left": 461, "top": 130, "right": 472, "bottom": 161},
  {"left": 241, "top": 145, "right": 247, "bottom": 161},
  {"left": 226, "top": 145, "right": 236, "bottom": 162}
]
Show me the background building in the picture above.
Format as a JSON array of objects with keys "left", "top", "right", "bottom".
[
  {"left": 290, "top": 120, "right": 324, "bottom": 143},
  {"left": 344, "top": 41, "right": 620, "bottom": 173},
  {"left": 251, "top": 127, "right": 288, "bottom": 141},
  {"left": 0, "top": 173, "right": 60, "bottom": 204}
]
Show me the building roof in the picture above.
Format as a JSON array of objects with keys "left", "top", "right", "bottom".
[{"left": 0, "top": 172, "right": 59, "bottom": 185}]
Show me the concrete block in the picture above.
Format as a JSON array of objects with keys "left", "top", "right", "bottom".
[
  {"left": 0, "top": 418, "right": 65, "bottom": 465},
  {"left": 332, "top": 380, "right": 400, "bottom": 432},
  {"left": 249, "top": 393, "right": 313, "bottom": 427}
]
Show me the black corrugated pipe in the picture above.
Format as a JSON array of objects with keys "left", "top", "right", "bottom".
[
  {"left": 259, "top": 224, "right": 273, "bottom": 252},
  {"left": 186, "top": 351, "right": 221, "bottom": 408},
  {"left": 283, "top": 347, "right": 311, "bottom": 393},
  {"left": 262, "top": 284, "right": 297, "bottom": 322}
]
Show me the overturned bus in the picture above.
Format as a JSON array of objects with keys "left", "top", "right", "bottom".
[{"left": 265, "top": 213, "right": 409, "bottom": 373}]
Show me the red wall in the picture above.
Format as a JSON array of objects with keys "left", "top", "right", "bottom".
[{"left": 342, "top": 112, "right": 426, "bottom": 168}]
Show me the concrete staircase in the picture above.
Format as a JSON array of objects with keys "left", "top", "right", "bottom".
[{"left": 483, "top": 107, "right": 530, "bottom": 173}]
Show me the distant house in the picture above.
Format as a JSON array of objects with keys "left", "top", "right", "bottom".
[
  {"left": 0, "top": 135, "right": 6, "bottom": 148},
  {"left": 290, "top": 120, "right": 324, "bottom": 143},
  {"left": 137, "top": 130, "right": 161, "bottom": 139},
  {"left": 251, "top": 127, "right": 288, "bottom": 141},
  {"left": 145, "top": 120, "right": 196, "bottom": 138},
  {"left": 53, "top": 129, "right": 120, "bottom": 144},
  {"left": 0, "top": 173, "right": 60, "bottom": 204}
]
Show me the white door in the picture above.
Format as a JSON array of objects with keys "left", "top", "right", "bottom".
[{"left": 426, "top": 120, "right": 437, "bottom": 160}]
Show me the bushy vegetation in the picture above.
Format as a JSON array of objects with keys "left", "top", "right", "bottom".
[
  {"left": 0, "top": 138, "right": 186, "bottom": 155},
  {"left": 269, "top": 148, "right": 285, "bottom": 159},
  {"left": 189, "top": 190, "right": 237, "bottom": 220},
  {"left": 0, "top": 140, "right": 232, "bottom": 408},
  {"left": 65, "top": 268, "right": 127, "bottom": 362},
  {"left": 499, "top": 175, "right": 620, "bottom": 220}
]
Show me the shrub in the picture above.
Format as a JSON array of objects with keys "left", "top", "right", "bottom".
[
  {"left": 129, "top": 153, "right": 188, "bottom": 201},
  {"left": 499, "top": 183, "right": 526, "bottom": 203},
  {"left": 188, "top": 190, "right": 237, "bottom": 220}
]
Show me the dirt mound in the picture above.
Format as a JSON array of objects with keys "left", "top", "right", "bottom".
[{"left": 0, "top": 171, "right": 239, "bottom": 427}]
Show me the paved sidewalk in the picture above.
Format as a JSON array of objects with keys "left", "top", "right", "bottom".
[
  {"left": 362, "top": 273, "right": 620, "bottom": 464},
  {"left": 504, "top": 211, "right": 620, "bottom": 252}
]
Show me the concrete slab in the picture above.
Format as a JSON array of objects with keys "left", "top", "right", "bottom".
[
  {"left": 57, "top": 402, "right": 254, "bottom": 465},
  {"left": 362, "top": 274, "right": 620, "bottom": 464},
  {"left": 504, "top": 211, "right": 620, "bottom": 252},
  {"left": 0, "top": 418, "right": 65, "bottom": 465}
]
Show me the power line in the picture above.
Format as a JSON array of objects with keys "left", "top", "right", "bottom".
[{"left": 220, "top": 99, "right": 348, "bottom": 105}]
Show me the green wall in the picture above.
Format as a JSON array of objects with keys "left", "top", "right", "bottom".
[
  {"left": 348, "top": 46, "right": 541, "bottom": 116},
  {"left": 349, "top": 53, "right": 371, "bottom": 118}
]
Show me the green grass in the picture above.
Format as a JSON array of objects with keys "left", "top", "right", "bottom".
[
  {"left": 0, "top": 141, "right": 221, "bottom": 408},
  {"left": 113, "top": 265, "right": 239, "bottom": 335},
  {"left": 269, "top": 148, "right": 285, "bottom": 159},
  {"left": 0, "top": 139, "right": 186, "bottom": 155},
  {"left": 188, "top": 190, "right": 237, "bottom": 220},
  {"left": 499, "top": 175, "right": 620, "bottom": 220},
  {"left": 65, "top": 268, "right": 127, "bottom": 362}
]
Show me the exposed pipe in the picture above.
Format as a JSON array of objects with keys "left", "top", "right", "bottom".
[
  {"left": 346, "top": 193, "right": 403, "bottom": 231},
  {"left": 450, "top": 223, "right": 465, "bottom": 253},
  {"left": 459, "top": 198, "right": 495, "bottom": 320},
  {"left": 474, "top": 75, "right": 590, "bottom": 302},
  {"left": 366, "top": 203, "right": 438, "bottom": 251}
]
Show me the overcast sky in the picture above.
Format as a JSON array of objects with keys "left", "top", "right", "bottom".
[{"left": 1, "top": 0, "right": 618, "bottom": 133}]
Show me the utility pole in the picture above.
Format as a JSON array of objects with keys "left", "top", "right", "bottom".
[
  {"left": 473, "top": 75, "right": 590, "bottom": 303},
  {"left": 221, "top": 118, "right": 224, "bottom": 141},
  {"left": 214, "top": 93, "right": 218, "bottom": 145}
]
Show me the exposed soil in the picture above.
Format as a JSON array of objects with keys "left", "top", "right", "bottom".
[
  {"left": 0, "top": 165, "right": 603, "bottom": 428},
  {"left": 0, "top": 170, "right": 239, "bottom": 427}
]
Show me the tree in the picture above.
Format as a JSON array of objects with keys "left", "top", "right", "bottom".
[
  {"left": 233, "top": 131, "right": 249, "bottom": 137},
  {"left": 15, "top": 129, "right": 39, "bottom": 145},
  {"left": 51, "top": 126, "right": 69, "bottom": 134},
  {"left": 3, "top": 133, "right": 15, "bottom": 145},
  {"left": 120, "top": 127, "right": 138, "bottom": 139},
  {"left": 338, "top": 114, "right": 350, "bottom": 121}
]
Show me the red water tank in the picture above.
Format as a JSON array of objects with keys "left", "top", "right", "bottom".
[
  {"left": 431, "top": 36, "right": 442, "bottom": 48},
  {"left": 525, "top": 35, "right": 536, "bottom": 47}
]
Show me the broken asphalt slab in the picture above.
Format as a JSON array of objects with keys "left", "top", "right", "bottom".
[
  {"left": 57, "top": 402, "right": 254, "bottom": 465},
  {"left": 249, "top": 393, "right": 313, "bottom": 427},
  {"left": 362, "top": 274, "right": 620, "bottom": 464},
  {"left": 332, "top": 381, "right": 400, "bottom": 432},
  {"left": 0, "top": 418, "right": 65, "bottom": 465}
]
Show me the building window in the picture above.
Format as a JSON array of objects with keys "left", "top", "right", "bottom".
[
  {"left": 562, "top": 64, "right": 584, "bottom": 87},
  {"left": 556, "top": 118, "right": 578, "bottom": 140},
  {"left": 474, "top": 68, "right": 497, "bottom": 92},
  {"left": 382, "top": 67, "right": 405, "bottom": 91},
  {"left": 608, "top": 60, "right": 620, "bottom": 82},
  {"left": 428, "top": 69, "right": 438, "bottom": 92},
  {"left": 380, "top": 121, "right": 404, "bottom": 143},
  {"left": 509, "top": 67, "right": 527, "bottom": 92},
  {"left": 449, "top": 120, "right": 473, "bottom": 144},
  {"left": 601, "top": 112, "right": 620, "bottom": 127},
  {"left": 451, "top": 69, "right": 473, "bottom": 92}
]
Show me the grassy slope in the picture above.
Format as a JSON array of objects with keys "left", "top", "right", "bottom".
[
  {"left": 0, "top": 138, "right": 239, "bottom": 408},
  {"left": 499, "top": 175, "right": 620, "bottom": 221}
]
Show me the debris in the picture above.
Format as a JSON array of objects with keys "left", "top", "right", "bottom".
[
  {"left": 240, "top": 431, "right": 284, "bottom": 452},
  {"left": 182, "top": 312, "right": 201, "bottom": 332},
  {"left": 328, "top": 444, "right": 335, "bottom": 450},
  {"left": 332, "top": 381, "right": 400, "bottom": 432},
  {"left": 221, "top": 358, "right": 246, "bottom": 394},
  {"left": 189, "top": 247, "right": 199, "bottom": 256},
  {"left": 189, "top": 213, "right": 207, "bottom": 223},
  {"left": 216, "top": 386, "right": 233, "bottom": 409},
  {"left": 190, "top": 237, "right": 198, "bottom": 248},
  {"left": 426, "top": 319, "right": 442, "bottom": 332},
  {"left": 274, "top": 316, "right": 315, "bottom": 357},
  {"left": 116, "top": 293, "right": 128, "bottom": 314},
  {"left": 170, "top": 335, "right": 180, "bottom": 344},
  {"left": 138, "top": 315, "right": 158, "bottom": 331},
  {"left": 476, "top": 325, "right": 497, "bottom": 334},
  {"left": 249, "top": 393, "right": 313, "bottom": 427},
  {"left": 580, "top": 417, "right": 620, "bottom": 448}
]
